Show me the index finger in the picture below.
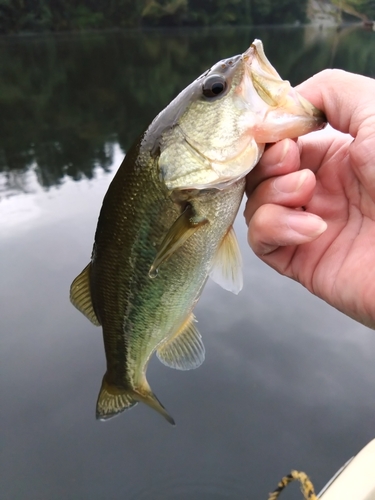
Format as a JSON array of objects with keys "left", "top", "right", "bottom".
[{"left": 296, "top": 69, "right": 375, "bottom": 138}]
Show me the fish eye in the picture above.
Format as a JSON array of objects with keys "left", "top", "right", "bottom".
[{"left": 202, "top": 75, "right": 227, "bottom": 99}]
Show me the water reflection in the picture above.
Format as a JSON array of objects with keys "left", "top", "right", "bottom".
[
  {"left": 0, "top": 146, "right": 123, "bottom": 237},
  {"left": 1, "top": 26, "right": 375, "bottom": 500},
  {"left": 0, "top": 25, "right": 373, "bottom": 193}
]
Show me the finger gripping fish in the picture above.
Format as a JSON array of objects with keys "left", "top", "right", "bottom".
[{"left": 70, "top": 40, "right": 325, "bottom": 424}]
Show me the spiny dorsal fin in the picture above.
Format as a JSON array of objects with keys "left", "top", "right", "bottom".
[
  {"left": 70, "top": 263, "right": 101, "bottom": 326},
  {"left": 209, "top": 226, "right": 243, "bottom": 295},
  {"left": 156, "top": 314, "right": 205, "bottom": 371},
  {"left": 149, "top": 204, "right": 207, "bottom": 278}
]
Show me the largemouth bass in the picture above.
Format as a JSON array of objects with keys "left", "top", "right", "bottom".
[{"left": 70, "top": 40, "right": 325, "bottom": 424}]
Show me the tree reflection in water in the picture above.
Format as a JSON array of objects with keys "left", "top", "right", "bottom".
[{"left": 0, "top": 25, "right": 373, "bottom": 194}]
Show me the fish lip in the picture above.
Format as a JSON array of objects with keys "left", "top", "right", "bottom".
[
  {"left": 240, "top": 39, "right": 327, "bottom": 137},
  {"left": 296, "top": 92, "right": 327, "bottom": 128},
  {"left": 313, "top": 108, "right": 327, "bottom": 127},
  {"left": 242, "top": 39, "right": 281, "bottom": 80},
  {"left": 312, "top": 109, "right": 327, "bottom": 129}
]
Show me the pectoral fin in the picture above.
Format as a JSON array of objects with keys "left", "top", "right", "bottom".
[
  {"left": 156, "top": 314, "right": 205, "bottom": 370},
  {"left": 70, "top": 263, "right": 101, "bottom": 326},
  {"left": 209, "top": 226, "right": 243, "bottom": 294},
  {"left": 149, "top": 204, "right": 208, "bottom": 277}
]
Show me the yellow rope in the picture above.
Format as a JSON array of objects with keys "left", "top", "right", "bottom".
[{"left": 268, "top": 470, "right": 318, "bottom": 500}]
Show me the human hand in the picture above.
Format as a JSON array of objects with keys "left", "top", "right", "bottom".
[{"left": 245, "top": 69, "right": 375, "bottom": 328}]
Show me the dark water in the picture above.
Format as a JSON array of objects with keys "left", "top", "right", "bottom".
[{"left": 1, "top": 25, "right": 375, "bottom": 500}]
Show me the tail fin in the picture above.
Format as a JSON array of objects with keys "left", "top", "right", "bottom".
[{"left": 96, "top": 374, "right": 175, "bottom": 425}]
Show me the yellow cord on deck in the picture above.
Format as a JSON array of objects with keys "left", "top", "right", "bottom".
[{"left": 268, "top": 470, "right": 318, "bottom": 500}]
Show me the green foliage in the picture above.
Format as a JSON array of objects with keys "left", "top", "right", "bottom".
[
  {"left": 2, "top": 0, "right": 375, "bottom": 34},
  {"left": 0, "top": 26, "right": 373, "bottom": 191},
  {"left": 0, "top": 0, "right": 144, "bottom": 33},
  {"left": 0, "top": 0, "right": 312, "bottom": 33},
  {"left": 142, "top": 0, "right": 188, "bottom": 26},
  {"left": 332, "top": 0, "right": 375, "bottom": 19},
  {"left": 187, "top": 0, "right": 243, "bottom": 25},
  {"left": 184, "top": 0, "right": 308, "bottom": 26},
  {"left": 70, "top": 5, "right": 105, "bottom": 29}
]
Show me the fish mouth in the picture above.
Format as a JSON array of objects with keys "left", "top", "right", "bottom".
[{"left": 240, "top": 40, "right": 326, "bottom": 143}]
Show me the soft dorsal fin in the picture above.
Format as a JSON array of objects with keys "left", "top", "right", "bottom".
[
  {"left": 70, "top": 264, "right": 101, "bottom": 326},
  {"left": 156, "top": 314, "right": 205, "bottom": 371},
  {"left": 149, "top": 204, "right": 207, "bottom": 278},
  {"left": 209, "top": 226, "right": 243, "bottom": 295}
]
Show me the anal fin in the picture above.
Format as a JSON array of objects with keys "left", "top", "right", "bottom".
[
  {"left": 156, "top": 314, "right": 205, "bottom": 371},
  {"left": 70, "top": 263, "right": 101, "bottom": 326}
]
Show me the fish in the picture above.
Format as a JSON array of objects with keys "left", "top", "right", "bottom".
[{"left": 70, "top": 39, "right": 325, "bottom": 425}]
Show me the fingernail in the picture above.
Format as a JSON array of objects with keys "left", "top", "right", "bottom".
[
  {"left": 274, "top": 170, "right": 309, "bottom": 194},
  {"left": 280, "top": 139, "right": 290, "bottom": 162},
  {"left": 287, "top": 212, "right": 327, "bottom": 237},
  {"left": 261, "top": 139, "right": 290, "bottom": 168}
]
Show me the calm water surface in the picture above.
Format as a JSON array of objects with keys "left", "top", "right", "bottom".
[{"left": 1, "top": 26, "right": 375, "bottom": 500}]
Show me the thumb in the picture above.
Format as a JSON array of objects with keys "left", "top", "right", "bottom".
[{"left": 296, "top": 69, "right": 375, "bottom": 139}]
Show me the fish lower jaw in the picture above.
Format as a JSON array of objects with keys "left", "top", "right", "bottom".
[{"left": 252, "top": 115, "right": 326, "bottom": 143}]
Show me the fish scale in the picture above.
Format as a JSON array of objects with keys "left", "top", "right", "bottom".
[{"left": 70, "top": 40, "right": 325, "bottom": 424}]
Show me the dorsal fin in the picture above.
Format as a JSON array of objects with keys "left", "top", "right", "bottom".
[
  {"left": 156, "top": 314, "right": 205, "bottom": 370},
  {"left": 209, "top": 226, "right": 243, "bottom": 294},
  {"left": 70, "top": 263, "right": 101, "bottom": 326}
]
